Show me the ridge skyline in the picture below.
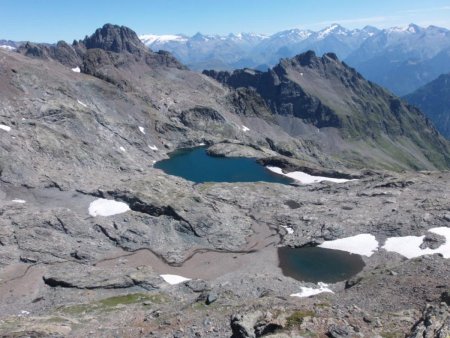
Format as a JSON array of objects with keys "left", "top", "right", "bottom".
[
  {"left": 2, "top": 0, "right": 450, "bottom": 42},
  {"left": 139, "top": 22, "right": 437, "bottom": 42}
]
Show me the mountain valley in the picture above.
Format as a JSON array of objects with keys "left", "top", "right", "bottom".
[
  {"left": 1, "top": 23, "right": 450, "bottom": 337},
  {"left": 141, "top": 23, "right": 450, "bottom": 95}
]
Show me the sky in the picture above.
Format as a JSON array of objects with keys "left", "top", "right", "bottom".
[{"left": 2, "top": 0, "right": 450, "bottom": 42}]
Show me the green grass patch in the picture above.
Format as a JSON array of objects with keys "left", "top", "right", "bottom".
[
  {"left": 286, "top": 310, "right": 315, "bottom": 327},
  {"left": 44, "top": 316, "right": 71, "bottom": 324},
  {"left": 191, "top": 302, "right": 208, "bottom": 310},
  {"left": 380, "top": 332, "right": 404, "bottom": 338},
  {"left": 98, "top": 293, "right": 166, "bottom": 307},
  {"left": 315, "top": 302, "right": 330, "bottom": 308},
  {"left": 61, "top": 292, "right": 167, "bottom": 316}
]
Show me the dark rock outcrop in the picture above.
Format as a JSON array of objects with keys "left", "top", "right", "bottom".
[
  {"left": 230, "top": 311, "right": 284, "bottom": 338},
  {"left": 17, "top": 23, "right": 185, "bottom": 89},
  {"left": 205, "top": 51, "right": 450, "bottom": 170},
  {"left": 404, "top": 73, "right": 450, "bottom": 139},
  {"left": 82, "top": 23, "right": 147, "bottom": 54},
  {"left": 408, "top": 304, "right": 450, "bottom": 338}
]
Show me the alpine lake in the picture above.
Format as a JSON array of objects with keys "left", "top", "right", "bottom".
[{"left": 155, "top": 147, "right": 364, "bottom": 283}]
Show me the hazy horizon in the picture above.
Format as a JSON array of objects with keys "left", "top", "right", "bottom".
[{"left": 2, "top": 0, "right": 450, "bottom": 43}]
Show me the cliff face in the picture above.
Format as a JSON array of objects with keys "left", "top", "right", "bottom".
[{"left": 205, "top": 51, "right": 450, "bottom": 170}]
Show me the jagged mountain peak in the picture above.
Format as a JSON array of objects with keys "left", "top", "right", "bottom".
[
  {"left": 387, "top": 23, "right": 424, "bottom": 34},
  {"left": 138, "top": 33, "right": 188, "bottom": 45},
  {"left": 317, "top": 23, "right": 348, "bottom": 38},
  {"left": 271, "top": 28, "right": 312, "bottom": 40},
  {"left": 279, "top": 50, "right": 340, "bottom": 69},
  {"left": 290, "top": 50, "right": 319, "bottom": 66},
  {"left": 83, "top": 23, "right": 147, "bottom": 54},
  {"left": 205, "top": 50, "right": 450, "bottom": 170},
  {"left": 191, "top": 32, "right": 212, "bottom": 41}
]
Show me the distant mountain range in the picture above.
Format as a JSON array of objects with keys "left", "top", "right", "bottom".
[
  {"left": 0, "top": 39, "right": 21, "bottom": 51},
  {"left": 404, "top": 73, "right": 450, "bottom": 139},
  {"left": 140, "top": 24, "right": 450, "bottom": 95}
]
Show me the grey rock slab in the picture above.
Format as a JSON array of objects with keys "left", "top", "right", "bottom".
[{"left": 42, "top": 263, "right": 160, "bottom": 290}]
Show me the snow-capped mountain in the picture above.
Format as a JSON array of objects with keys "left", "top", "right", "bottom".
[
  {"left": 139, "top": 24, "right": 382, "bottom": 70},
  {"left": 346, "top": 24, "right": 450, "bottom": 94},
  {"left": 140, "top": 23, "right": 450, "bottom": 94},
  {"left": 0, "top": 40, "right": 21, "bottom": 51},
  {"left": 139, "top": 34, "right": 188, "bottom": 45}
]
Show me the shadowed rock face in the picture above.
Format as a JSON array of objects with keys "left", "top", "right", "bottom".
[
  {"left": 83, "top": 23, "right": 147, "bottom": 54},
  {"left": 205, "top": 51, "right": 450, "bottom": 170},
  {"left": 17, "top": 24, "right": 185, "bottom": 73},
  {"left": 404, "top": 73, "right": 450, "bottom": 139}
]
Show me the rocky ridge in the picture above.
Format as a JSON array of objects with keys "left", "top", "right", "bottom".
[
  {"left": 0, "top": 24, "right": 450, "bottom": 336},
  {"left": 205, "top": 51, "right": 450, "bottom": 171},
  {"left": 141, "top": 24, "right": 450, "bottom": 95}
]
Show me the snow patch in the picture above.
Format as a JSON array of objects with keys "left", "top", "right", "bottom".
[
  {"left": 139, "top": 126, "right": 145, "bottom": 134},
  {"left": 148, "top": 145, "right": 158, "bottom": 151},
  {"left": 383, "top": 227, "right": 450, "bottom": 259},
  {"left": 88, "top": 199, "right": 130, "bottom": 217},
  {"left": 281, "top": 225, "right": 294, "bottom": 235},
  {"left": 18, "top": 310, "right": 30, "bottom": 317},
  {"left": 290, "top": 282, "right": 334, "bottom": 298},
  {"left": 266, "top": 166, "right": 353, "bottom": 184},
  {"left": 0, "top": 45, "right": 15, "bottom": 51},
  {"left": 12, "top": 199, "right": 26, "bottom": 204},
  {"left": 318, "top": 24, "right": 346, "bottom": 40},
  {"left": 0, "top": 124, "right": 11, "bottom": 132},
  {"left": 77, "top": 100, "right": 87, "bottom": 107},
  {"left": 241, "top": 125, "right": 250, "bottom": 132},
  {"left": 319, "top": 234, "right": 379, "bottom": 257},
  {"left": 160, "top": 274, "right": 191, "bottom": 285},
  {"left": 71, "top": 66, "right": 81, "bottom": 73},
  {"left": 119, "top": 146, "right": 126, "bottom": 152},
  {"left": 140, "top": 34, "right": 188, "bottom": 45}
]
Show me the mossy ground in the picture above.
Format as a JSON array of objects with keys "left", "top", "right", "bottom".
[
  {"left": 60, "top": 292, "right": 168, "bottom": 316},
  {"left": 286, "top": 310, "right": 315, "bottom": 327}
]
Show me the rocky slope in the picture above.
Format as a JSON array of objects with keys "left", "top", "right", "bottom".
[
  {"left": 1, "top": 24, "right": 450, "bottom": 337},
  {"left": 205, "top": 51, "right": 450, "bottom": 171},
  {"left": 404, "top": 73, "right": 450, "bottom": 139}
]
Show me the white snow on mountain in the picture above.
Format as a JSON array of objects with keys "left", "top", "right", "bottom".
[
  {"left": 317, "top": 24, "right": 348, "bottom": 40},
  {"left": 0, "top": 45, "right": 16, "bottom": 51},
  {"left": 138, "top": 24, "right": 450, "bottom": 94},
  {"left": 139, "top": 34, "right": 188, "bottom": 45}
]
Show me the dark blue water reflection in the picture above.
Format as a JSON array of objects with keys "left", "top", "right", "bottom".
[{"left": 154, "top": 147, "right": 293, "bottom": 184}]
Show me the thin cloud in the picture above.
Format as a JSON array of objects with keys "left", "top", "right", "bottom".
[
  {"left": 303, "top": 16, "right": 398, "bottom": 29},
  {"left": 414, "top": 20, "right": 450, "bottom": 28},
  {"left": 402, "top": 6, "right": 450, "bottom": 14}
]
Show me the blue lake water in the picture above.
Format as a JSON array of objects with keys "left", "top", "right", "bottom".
[
  {"left": 278, "top": 246, "right": 365, "bottom": 283},
  {"left": 155, "top": 147, "right": 363, "bottom": 283},
  {"left": 154, "top": 147, "right": 294, "bottom": 184}
]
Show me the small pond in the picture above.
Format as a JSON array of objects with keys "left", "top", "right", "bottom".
[
  {"left": 278, "top": 246, "right": 365, "bottom": 283},
  {"left": 154, "top": 147, "right": 294, "bottom": 184}
]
